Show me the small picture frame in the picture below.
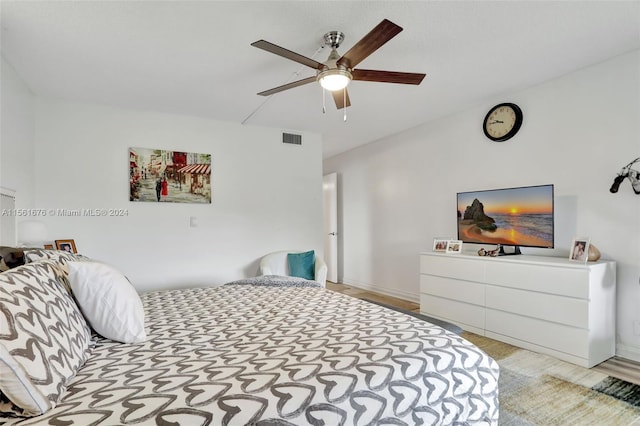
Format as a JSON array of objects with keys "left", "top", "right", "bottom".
[
  {"left": 433, "top": 238, "right": 449, "bottom": 252},
  {"left": 55, "top": 239, "right": 77, "bottom": 254},
  {"left": 569, "top": 237, "right": 590, "bottom": 263},
  {"left": 43, "top": 244, "right": 54, "bottom": 250},
  {"left": 446, "top": 240, "right": 463, "bottom": 254}
]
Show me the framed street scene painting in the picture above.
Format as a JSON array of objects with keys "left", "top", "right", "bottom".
[{"left": 130, "top": 147, "right": 212, "bottom": 204}]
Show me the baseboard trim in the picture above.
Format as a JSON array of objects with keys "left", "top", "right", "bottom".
[
  {"left": 339, "top": 277, "right": 419, "bottom": 303},
  {"left": 616, "top": 342, "right": 640, "bottom": 363}
]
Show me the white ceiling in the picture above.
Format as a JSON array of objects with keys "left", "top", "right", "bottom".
[{"left": 2, "top": 1, "right": 639, "bottom": 159}]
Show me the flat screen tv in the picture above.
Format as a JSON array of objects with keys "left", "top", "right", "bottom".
[{"left": 457, "top": 184, "right": 554, "bottom": 254}]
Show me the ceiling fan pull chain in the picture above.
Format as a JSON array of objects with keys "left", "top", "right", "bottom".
[
  {"left": 322, "top": 88, "right": 326, "bottom": 114},
  {"left": 343, "top": 89, "right": 347, "bottom": 121}
]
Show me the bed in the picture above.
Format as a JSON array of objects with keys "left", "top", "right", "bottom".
[{"left": 1, "top": 252, "right": 499, "bottom": 425}]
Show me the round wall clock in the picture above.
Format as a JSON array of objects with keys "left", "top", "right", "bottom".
[{"left": 483, "top": 103, "right": 523, "bottom": 142}]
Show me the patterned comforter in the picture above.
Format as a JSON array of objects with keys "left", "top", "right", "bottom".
[{"left": 2, "top": 280, "right": 499, "bottom": 425}]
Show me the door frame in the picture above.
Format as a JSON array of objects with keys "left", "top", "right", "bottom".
[{"left": 323, "top": 173, "right": 338, "bottom": 283}]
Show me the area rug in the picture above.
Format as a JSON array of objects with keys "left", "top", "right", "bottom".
[
  {"left": 360, "top": 297, "right": 640, "bottom": 424},
  {"left": 462, "top": 332, "right": 640, "bottom": 425}
]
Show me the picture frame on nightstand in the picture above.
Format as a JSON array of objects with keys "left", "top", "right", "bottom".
[
  {"left": 55, "top": 239, "right": 77, "bottom": 254},
  {"left": 433, "top": 238, "right": 449, "bottom": 252},
  {"left": 569, "top": 237, "right": 590, "bottom": 263},
  {"left": 446, "top": 240, "right": 463, "bottom": 254}
]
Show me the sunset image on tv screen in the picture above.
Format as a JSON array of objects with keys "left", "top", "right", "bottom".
[{"left": 457, "top": 185, "right": 554, "bottom": 248}]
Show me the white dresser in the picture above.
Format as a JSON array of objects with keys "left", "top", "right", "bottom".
[{"left": 419, "top": 252, "right": 616, "bottom": 367}]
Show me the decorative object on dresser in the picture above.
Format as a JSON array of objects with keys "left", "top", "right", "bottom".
[
  {"left": 569, "top": 237, "right": 590, "bottom": 263},
  {"left": 55, "top": 239, "right": 77, "bottom": 253},
  {"left": 419, "top": 251, "right": 616, "bottom": 368},
  {"left": 432, "top": 238, "right": 449, "bottom": 252},
  {"left": 478, "top": 244, "right": 501, "bottom": 257},
  {"left": 446, "top": 240, "right": 462, "bottom": 253},
  {"left": 588, "top": 243, "right": 601, "bottom": 262}
]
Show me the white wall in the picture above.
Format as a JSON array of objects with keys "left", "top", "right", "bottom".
[
  {"left": 324, "top": 50, "right": 640, "bottom": 360},
  {"left": 30, "top": 99, "right": 323, "bottom": 292},
  {"left": 0, "top": 56, "right": 35, "bottom": 213}
]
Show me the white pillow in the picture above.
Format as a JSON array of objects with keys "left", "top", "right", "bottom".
[{"left": 67, "top": 261, "right": 146, "bottom": 344}]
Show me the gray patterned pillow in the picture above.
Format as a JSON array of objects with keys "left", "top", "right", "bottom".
[
  {"left": 0, "top": 259, "right": 93, "bottom": 416},
  {"left": 24, "top": 249, "right": 91, "bottom": 293},
  {"left": 24, "top": 248, "right": 90, "bottom": 266}
]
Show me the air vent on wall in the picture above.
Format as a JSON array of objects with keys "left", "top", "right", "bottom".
[{"left": 282, "top": 132, "right": 302, "bottom": 145}]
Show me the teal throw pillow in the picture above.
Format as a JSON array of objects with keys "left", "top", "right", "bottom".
[{"left": 287, "top": 250, "right": 315, "bottom": 281}]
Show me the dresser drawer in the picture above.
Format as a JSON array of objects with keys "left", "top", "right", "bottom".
[
  {"left": 486, "top": 285, "right": 588, "bottom": 328},
  {"left": 420, "top": 274, "right": 484, "bottom": 305},
  {"left": 418, "top": 253, "right": 615, "bottom": 367},
  {"left": 486, "top": 309, "right": 588, "bottom": 358},
  {"left": 420, "top": 255, "right": 483, "bottom": 282},
  {"left": 485, "top": 262, "right": 589, "bottom": 298},
  {"left": 420, "top": 294, "right": 484, "bottom": 330}
]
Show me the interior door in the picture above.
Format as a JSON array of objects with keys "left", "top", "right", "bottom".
[{"left": 323, "top": 173, "right": 338, "bottom": 283}]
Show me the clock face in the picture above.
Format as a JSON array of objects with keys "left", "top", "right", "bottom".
[{"left": 483, "top": 103, "right": 523, "bottom": 142}]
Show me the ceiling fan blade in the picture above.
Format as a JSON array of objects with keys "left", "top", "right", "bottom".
[
  {"left": 257, "top": 76, "right": 317, "bottom": 96},
  {"left": 336, "top": 19, "right": 402, "bottom": 69},
  {"left": 332, "top": 88, "right": 351, "bottom": 110},
  {"left": 352, "top": 69, "right": 426, "bottom": 85},
  {"left": 251, "top": 40, "right": 325, "bottom": 70}
]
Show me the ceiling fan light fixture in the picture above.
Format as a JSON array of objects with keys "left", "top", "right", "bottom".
[
  {"left": 317, "top": 68, "right": 352, "bottom": 91},
  {"left": 252, "top": 19, "right": 425, "bottom": 110}
]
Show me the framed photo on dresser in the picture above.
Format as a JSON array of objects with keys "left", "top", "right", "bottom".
[
  {"left": 446, "top": 240, "right": 463, "bottom": 254},
  {"left": 569, "top": 237, "right": 590, "bottom": 263},
  {"left": 433, "top": 238, "right": 449, "bottom": 252}
]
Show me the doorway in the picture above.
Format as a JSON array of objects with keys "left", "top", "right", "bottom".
[{"left": 323, "top": 173, "right": 338, "bottom": 283}]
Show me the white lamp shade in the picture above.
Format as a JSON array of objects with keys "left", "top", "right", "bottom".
[
  {"left": 17, "top": 220, "right": 48, "bottom": 246},
  {"left": 319, "top": 74, "right": 350, "bottom": 91},
  {"left": 317, "top": 68, "right": 352, "bottom": 92}
]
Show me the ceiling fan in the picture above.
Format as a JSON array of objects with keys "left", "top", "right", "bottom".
[{"left": 251, "top": 19, "right": 426, "bottom": 110}]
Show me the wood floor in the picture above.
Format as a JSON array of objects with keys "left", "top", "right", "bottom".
[
  {"left": 326, "top": 281, "right": 421, "bottom": 313},
  {"left": 326, "top": 281, "right": 640, "bottom": 386}
]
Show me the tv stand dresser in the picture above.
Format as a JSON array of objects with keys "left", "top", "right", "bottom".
[{"left": 419, "top": 252, "right": 616, "bottom": 367}]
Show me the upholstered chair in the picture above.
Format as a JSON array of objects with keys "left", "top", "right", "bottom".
[{"left": 259, "top": 250, "right": 327, "bottom": 287}]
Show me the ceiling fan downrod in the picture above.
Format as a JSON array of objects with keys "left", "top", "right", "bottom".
[{"left": 323, "top": 31, "right": 345, "bottom": 49}]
